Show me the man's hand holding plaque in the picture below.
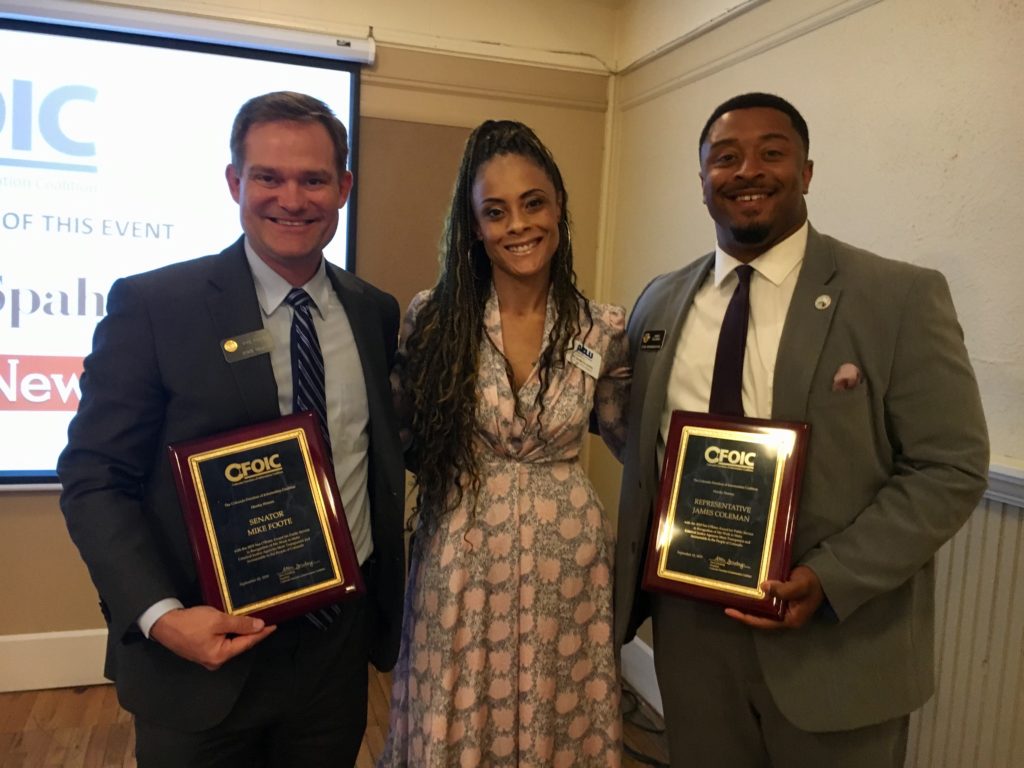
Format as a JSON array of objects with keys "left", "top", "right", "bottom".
[
  {"left": 149, "top": 605, "right": 275, "bottom": 671},
  {"left": 642, "top": 411, "right": 809, "bottom": 619},
  {"left": 723, "top": 565, "right": 824, "bottom": 629},
  {"left": 167, "top": 411, "right": 364, "bottom": 626}
]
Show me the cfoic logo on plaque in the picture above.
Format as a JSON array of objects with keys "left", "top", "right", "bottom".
[
  {"left": 642, "top": 411, "right": 809, "bottom": 619},
  {"left": 168, "top": 411, "right": 364, "bottom": 625}
]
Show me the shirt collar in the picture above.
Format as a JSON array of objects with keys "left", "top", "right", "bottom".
[
  {"left": 244, "top": 238, "right": 330, "bottom": 319},
  {"left": 713, "top": 220, "right": 808, "bottom": 287}
]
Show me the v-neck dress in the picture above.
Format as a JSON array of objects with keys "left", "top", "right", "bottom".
[{"left": 378, "top": 287, "right": 630, "bottom": 767}]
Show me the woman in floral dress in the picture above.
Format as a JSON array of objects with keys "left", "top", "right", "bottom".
[{"left": 378, "top": 120, "right": 630, "bottom": 767}]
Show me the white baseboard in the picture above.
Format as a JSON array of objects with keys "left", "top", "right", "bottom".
[
  {"left": 621, "top": 637, "right": 663, "bottom": 716},
  {"left": 0, "top": 629, "right": 109, "bottom": 692}
]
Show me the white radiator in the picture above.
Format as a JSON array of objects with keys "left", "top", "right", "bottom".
[{"left": 908, "top": 469, "right": 1024, "bottom": 768}]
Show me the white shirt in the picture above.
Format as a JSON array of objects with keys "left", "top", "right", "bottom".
[
  {"left": 244, "top": 240, "right": 373, "bottom": 566},
  {"left": 657, "top": 222, "right": 808, "bottom": 466}
]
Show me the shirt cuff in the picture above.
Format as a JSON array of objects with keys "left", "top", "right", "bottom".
[{"left": 137, "top": 598, "right": 185, "bottom": 638}]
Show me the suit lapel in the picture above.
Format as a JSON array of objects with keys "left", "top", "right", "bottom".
[
  {"left": 638, "top": 255, "right": 714, "bottom": 475},
  {"left": 772, "top": 227, "right": 840, "bottom": 421},
  {"left": 204, "top": 239, "right": 280, "bottom": 424},
  {"left": 325, "top": 264, "right": 387, "bottom": 415}
]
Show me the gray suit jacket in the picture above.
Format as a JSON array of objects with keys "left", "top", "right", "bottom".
[
  {"left": 614, "top": 226, "right": 989, "bottom": 731},
  {"left": 58, "top": 238, "right": 405, "bottom": 731}
]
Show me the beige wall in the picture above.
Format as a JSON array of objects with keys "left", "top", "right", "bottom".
[
  {"left": 355, "top": 117, "right": 470, "bottom": 317},
  {"left": 0, "top": 493, "right": 101, "bottom": 633},
  {"left": 99, "top": 0, "right": 618, "bottom": 71}
]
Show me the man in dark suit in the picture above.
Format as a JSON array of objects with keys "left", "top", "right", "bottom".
[
  {"left": 614, "top": 93, "right": 989, "bottom": 766},
  {"left": 58, "top": 92, "right": 405, "bottom": 767}
]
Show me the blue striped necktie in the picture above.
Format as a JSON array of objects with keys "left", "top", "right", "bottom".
[
  {"left": 285, "top": 287, "right": 340, "bottom": 629},
  {"left": 286, "top": 288, "right": 330, "bottom": 451}
]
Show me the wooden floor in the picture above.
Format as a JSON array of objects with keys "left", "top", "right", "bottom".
[{"left": 0, "top": 669, "right": 667, "bottom": 767}]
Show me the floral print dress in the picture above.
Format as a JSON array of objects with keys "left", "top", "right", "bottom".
[{"left": 378, "top": 287, "right": 630, "bottom": 768}]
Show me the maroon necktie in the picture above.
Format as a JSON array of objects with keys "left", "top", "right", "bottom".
[{"left": 709, "top": 264, "right": 754, "bottom": 417}]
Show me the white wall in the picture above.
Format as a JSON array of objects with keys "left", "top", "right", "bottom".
[
  {"left": 613, "top": 0, "right": 766, "bottom": 71},
  {"left": 604, "top": 0, "right": 1024, "bottom": 465}
]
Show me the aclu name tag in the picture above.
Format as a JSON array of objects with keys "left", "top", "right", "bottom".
[{"left": 567, "top": 341, "right": 602, "bottom": 378}]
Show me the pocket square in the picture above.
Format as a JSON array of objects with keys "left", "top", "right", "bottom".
[{"left": 832, "top": 363, "right": 864, "bottom": 391}]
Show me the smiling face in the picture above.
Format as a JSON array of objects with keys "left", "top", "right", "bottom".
[
  {"left": 471, "top": 153, "right": 562, "bottom": 288},
  {"left": 225, "top": 119, "right": 352, "bottom": 285},
  {"left": 699, "top": 106, "right": 813, "bottom": 262}
]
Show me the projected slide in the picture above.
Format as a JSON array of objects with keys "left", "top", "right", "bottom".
[{"left": 0, "top": 23, "right": 356, "bottom": 481}]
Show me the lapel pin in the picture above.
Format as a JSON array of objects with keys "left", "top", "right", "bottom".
[
  {"left": 223, "top": 339, "right": 239, "bottom": 353},
  {"left": 814, "top": 295, "right": 831, "bottom": 310}
]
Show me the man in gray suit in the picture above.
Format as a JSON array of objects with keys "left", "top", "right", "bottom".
[
  {"left": 614, "top": 92, "right": 989, "bottom": 766},
  {"left": 58, "top": 92, "right": 405, "bottom": 767}
]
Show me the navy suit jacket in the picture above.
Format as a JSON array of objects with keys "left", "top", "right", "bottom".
[{"left": 58, "top": 238, "right": 405, "bottom": 730}]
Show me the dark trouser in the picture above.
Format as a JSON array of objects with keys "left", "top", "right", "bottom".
[
  {"left": 134, "top": 598, "right": 370, "bottom": 768},
  {"left": 652, "top": 596, "right": 908, "bottom": 768}
]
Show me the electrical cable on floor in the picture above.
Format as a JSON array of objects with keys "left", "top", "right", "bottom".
[{"left": 621, "top": 686, "right": 670, "bottom": 767}]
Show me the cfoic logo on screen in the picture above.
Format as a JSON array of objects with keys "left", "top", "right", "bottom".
[{"left": 0, "top": 80, "right": 97, "bottom": 172}]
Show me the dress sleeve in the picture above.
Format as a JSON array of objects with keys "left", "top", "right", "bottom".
[
  {"left": 390, "top": 290, "right": 431, "bottom": 456},
  {"left": 593, "top": 303, "right": 631, "bottom": 461}
]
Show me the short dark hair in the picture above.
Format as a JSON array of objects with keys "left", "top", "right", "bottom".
[
  {"left": 229, "top": 91, "right": 349, "bottom": 176},
  {"left": 698, "top": 92, "right": 809, "bottom": 156}
]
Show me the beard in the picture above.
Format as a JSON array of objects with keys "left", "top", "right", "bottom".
[{"left": 730, "top": 223, "right": 771, "bottom": 244}]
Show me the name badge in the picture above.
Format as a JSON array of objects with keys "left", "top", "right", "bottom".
[
  {"left": 640, "top": 330, "right": 665, "bottom": 351},
  {"left": 221, "top": 329, "right": 274, "bottom": 363},
  {"left": 567, "top": 341, "right": 602, "bottom": 378}
]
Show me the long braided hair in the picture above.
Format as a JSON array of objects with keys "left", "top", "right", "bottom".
[{"left": 403, "top": 120, "right": 590, "bottom": 530}]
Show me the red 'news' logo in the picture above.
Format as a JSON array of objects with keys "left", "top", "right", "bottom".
[{"left": 0, "top": 355, "right": 83, "bottom": 411}]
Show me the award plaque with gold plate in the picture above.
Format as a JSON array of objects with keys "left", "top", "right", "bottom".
[
  {"left": 167, "top": 411, "right": 363, "bottom": 625},
  {"left": 642, "top": 411, "right": 809, "bottom": 619}
]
